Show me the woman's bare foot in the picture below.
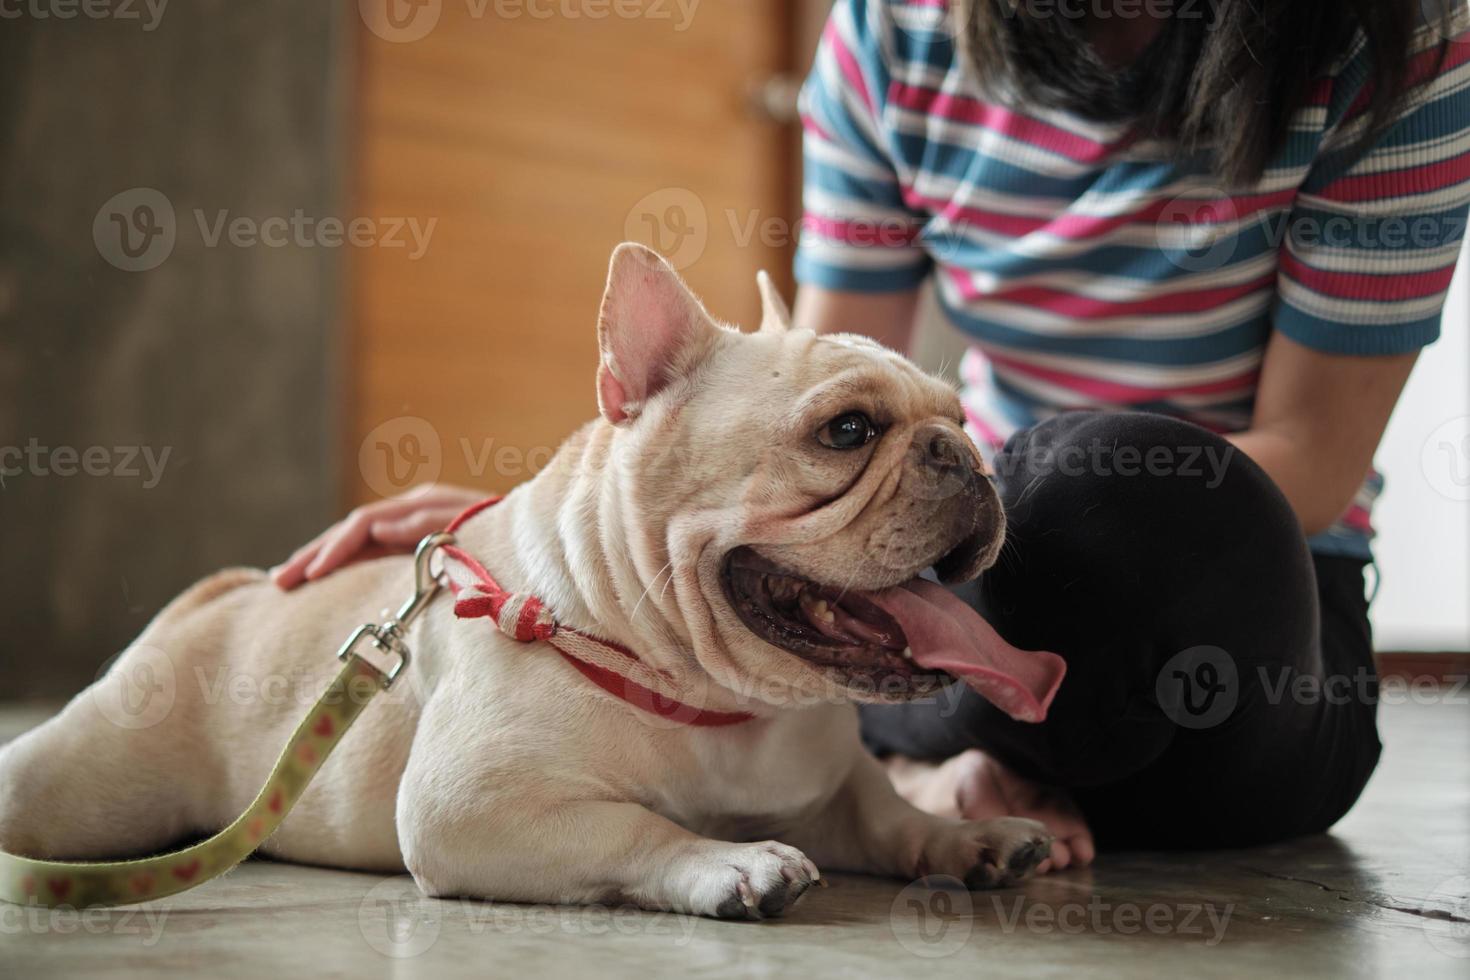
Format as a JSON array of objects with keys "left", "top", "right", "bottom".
[{"left": 886, "top": 750, "right": 1095, "bottom": 873}]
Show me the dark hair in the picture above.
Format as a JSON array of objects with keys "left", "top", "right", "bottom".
[{"left": 953, "top": 0, "right": 1452, "bottom": 186}]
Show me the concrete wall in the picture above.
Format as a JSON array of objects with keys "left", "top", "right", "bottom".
[{"left": 0, "top": 2, "right": 346, "bottom": 698}]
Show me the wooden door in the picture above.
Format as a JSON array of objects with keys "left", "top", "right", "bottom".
[{"left": 347, "top": 0, "right": 800, "bottom": 503}]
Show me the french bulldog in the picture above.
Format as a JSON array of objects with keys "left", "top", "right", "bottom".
[{"left": 0, "top": 243, "right": 1066, "bottom": 918}]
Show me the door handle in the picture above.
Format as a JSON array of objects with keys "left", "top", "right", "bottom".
[{"left": 747, "top": 73, "right": 802, "bottom": 124}]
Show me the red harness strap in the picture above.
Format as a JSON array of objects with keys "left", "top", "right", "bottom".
[{"left": 441, "top": 497, "right": 754, "bottom": 728}]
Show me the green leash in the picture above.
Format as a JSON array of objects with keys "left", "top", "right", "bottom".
[{"left": 0, "top": 532, "right": 453, "bottom": 910}]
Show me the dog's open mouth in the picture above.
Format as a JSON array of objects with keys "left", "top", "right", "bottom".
[
  {"left": 721, "top": 547, "right": 935, "bottom": 689},
  {"left": 720, "top": 546, "right": 1068, "bottom": 721}
]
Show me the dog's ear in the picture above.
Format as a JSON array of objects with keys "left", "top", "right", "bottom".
[
  {"left": 597, "top": 243, "right": 721, "bottom": 425},
  {"left": 756, "top": 270, "right": 791, "bottom": 334}
]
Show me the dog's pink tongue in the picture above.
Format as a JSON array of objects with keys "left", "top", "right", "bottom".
[{"left": 872, "top": 579, "right": 1066, "bottom": 723}]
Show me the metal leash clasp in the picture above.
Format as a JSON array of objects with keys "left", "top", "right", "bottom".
[{"left": 337, "top": 531, "right": 456, "bottom": 689}]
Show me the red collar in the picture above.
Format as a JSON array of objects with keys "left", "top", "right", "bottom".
[{"left": 441, "top": 497, "right": 753, "bottom": 728}]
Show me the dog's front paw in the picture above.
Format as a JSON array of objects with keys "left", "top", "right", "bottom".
[
  {"left": 921, "top": 816, "right": 1052, "bottom": 889},
  {"left": 681, "top": 840, "right": 820, "bottom": 920}
]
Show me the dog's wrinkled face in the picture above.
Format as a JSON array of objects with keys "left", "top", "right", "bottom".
[
  {"left": 596, "top": 244, "right": 1003, "bottom": 705},
  {"left": 711, "top": 327, "right": 1004, "bottom": 703}
]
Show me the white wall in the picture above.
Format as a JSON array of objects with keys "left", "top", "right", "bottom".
[{"left": 1370, "top": 240, "right": 1470, "bottom": 652}]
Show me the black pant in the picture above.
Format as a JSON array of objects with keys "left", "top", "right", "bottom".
[{"left": 860, "top": 412, "right": 1382, "bottom": 850}]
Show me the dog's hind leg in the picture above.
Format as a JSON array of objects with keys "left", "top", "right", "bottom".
[
  {"left": 0, "top": 636, "right": 215, "bottom": 860},
  {"left": 0, "top": 571, "right": 259, "bottom": 860}
]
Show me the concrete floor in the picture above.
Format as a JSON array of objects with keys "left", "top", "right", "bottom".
[{"left": 1, "top": 696, "right": 1466, "bottom": 978}]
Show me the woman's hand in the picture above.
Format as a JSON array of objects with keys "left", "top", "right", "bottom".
[{"left": 270, "top": 485, "right": 485, "bottom": 590}]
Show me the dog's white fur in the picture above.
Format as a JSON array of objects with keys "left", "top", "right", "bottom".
[{"left": 0, "top": 244, "right": 1048, "bottom": 918}]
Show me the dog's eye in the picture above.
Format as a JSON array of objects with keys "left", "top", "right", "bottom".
[{"left": 818, "top": 412, "right": 877, "bottom": 450}]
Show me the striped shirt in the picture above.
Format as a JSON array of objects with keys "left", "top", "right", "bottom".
[{"left": 795, "top": 0, "right": 1470, "bottom": 558}]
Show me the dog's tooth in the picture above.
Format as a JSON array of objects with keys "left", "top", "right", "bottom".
[
  {"left": 799, "top": 591, "right": 833, "bottom": 626},
  {"left": 902, "top": 646, "right": 913, "bottom": 660}
]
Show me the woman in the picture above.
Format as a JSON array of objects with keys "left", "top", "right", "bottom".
[{"left": 276, "top": 1, "right": 1470, "bottom": 873}]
